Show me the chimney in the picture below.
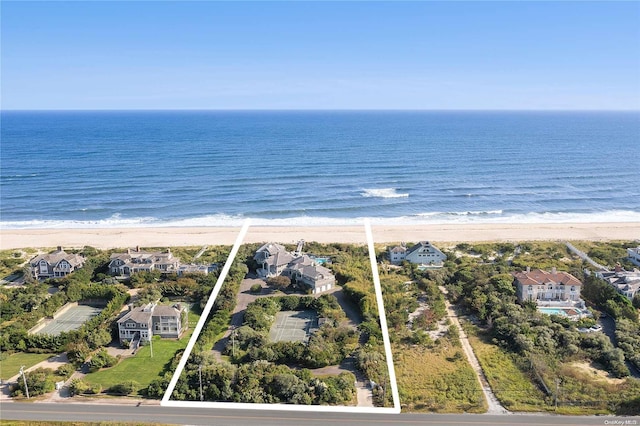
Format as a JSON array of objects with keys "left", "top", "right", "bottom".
[
  {"left": 127, "top": 248, "right": 131, "bottom": 255},
  {"left": 615, "top": 263, "right": 622, "bottom": 273},
  {"left": 526, "top": 266, "right": 530, "bottom": 273},
  {"left": 57, "top": 246, "right": 62, "bottom": 252},
  {"left": 551, "top": 267, "right": 557, "bottom": 274},
  {"left": 136, "top": 245, "right": 140, "bottom": 252}
]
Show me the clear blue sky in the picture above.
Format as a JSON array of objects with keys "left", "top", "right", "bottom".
[{"left": 2, "top": 1, "right": 639, "bottom": 110}]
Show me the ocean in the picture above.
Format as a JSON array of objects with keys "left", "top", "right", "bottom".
[{"left": 1, "top": 111, "right": 639, "bottom": 228}]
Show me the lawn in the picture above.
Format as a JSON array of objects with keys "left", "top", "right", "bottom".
[
  {"left": 0, "top": 352, "right": 55, "bottom": 380},
  {"left": 84, "top": 307, "right": 199, "bottom": 393},
  {"left": 394, "top": 337, "right": 486, "bottom": 413},
  {"left": 84, "top": 337, "right": 188, "bottom": 392}
]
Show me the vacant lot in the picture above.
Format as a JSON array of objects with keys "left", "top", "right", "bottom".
[
  {"left": 269, "top": 310, "right": 319, "bottom": 343},
  {"left": 33, "top": 304, "right": 103, "bottom": 336},
  {"left": 0, "top": 352, "right": 55, "bottom": 380}
]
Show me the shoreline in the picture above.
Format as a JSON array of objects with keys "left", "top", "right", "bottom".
[{"left": 1, "top": 222, "right": 639, "bottom": 249}]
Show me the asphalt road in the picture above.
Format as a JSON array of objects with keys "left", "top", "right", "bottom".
[{"left": 2, "top": 402, "right": 638, "bottom": 426}]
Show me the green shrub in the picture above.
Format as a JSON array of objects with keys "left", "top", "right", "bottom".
[
  {"left": 109, "top": 380, "right": 140, "bottom": 395},
  {"left": 250, "top": 283, "right": 262, "bottom": 293}
]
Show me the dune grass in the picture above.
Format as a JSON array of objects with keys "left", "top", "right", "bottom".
[{"left": 394, "top": 337, "right": 486, "bottom": 413}]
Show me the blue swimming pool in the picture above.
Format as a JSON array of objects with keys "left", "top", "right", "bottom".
[{"left": 539, "top": 307, "right": 567, "bottom": 316}]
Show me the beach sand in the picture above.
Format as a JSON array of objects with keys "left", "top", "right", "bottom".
[{"left": 1, "top": 222, "right": 639, "bottom": 250}]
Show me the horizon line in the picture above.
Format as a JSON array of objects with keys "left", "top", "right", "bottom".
[{"left": 2, "top": 108, "right": 639, "bottom": 113}]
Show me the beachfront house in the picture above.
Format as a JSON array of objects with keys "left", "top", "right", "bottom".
[
  {"left": 254, "top": 243, "right": 335, "bottom": 294},
  {"left": 254, "top": 243, "right": 294, "bottom": 277},
  {"left": 388, "top": 245, "right": 408, "bottom": 264},
  {"left": 512, "top": 267, "right": 583, "bottom": 304},
  {"left": 628, "top": 247, "right": 640, "bottom": 267},
  {"left": 29, "top": 247, "right": 85, "bottom": 280},
  {"left": 108, "top": 247, "right": 180, "bottom": 277},
  {"left": 284, "top": 255, "right": 335, "bottom": 294},
  {"left": 399, "top": 241, "right": 446, "bottom": 266},
  {"left": 117, "top": 302, "right": 185, "bottom": 344},
  {"left": 596, "top": 264, "right": 640, "bottom": 300}
]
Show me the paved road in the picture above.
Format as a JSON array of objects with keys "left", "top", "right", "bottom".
[{"left": 2, "top": 402, "right": 636, "bottom": 425}]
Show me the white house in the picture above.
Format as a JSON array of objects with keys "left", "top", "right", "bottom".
[
  {"left": 596, "top": 264, "right": 640, "bottom": 300},
  {"left": 401, "top": 241, "right": 446, "bottom": 266},
  {"left": 117, "top": 303, "right": 185, "bottom": 344},
  {"left": 29, "top": 247, "right": 85, "bottom": 280},
  {"left": 512, "top": 267, "right": 583, "bottom": 304},
  {"left": 388, "top": 245, "right": 408, "bottom": 264},
  {"left": 254, "top": 243, "right": 294, "bottom": 277},
  {"left": 628, "top": 247, "right": 640, "bottom": 267}
]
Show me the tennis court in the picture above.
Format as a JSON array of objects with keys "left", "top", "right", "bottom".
[
  {"left": 34, "top": 304, "right": 103, "bottom": 336},
  {"left": 269, "top": 310, "right": 319, "bottom": 343}
]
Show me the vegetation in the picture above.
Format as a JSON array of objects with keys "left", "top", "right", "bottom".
[
  {"left": 171, "top": 353, "right": 356, "bottom": 405},
  {"left": 444, "top": 241, "right": 640, "bottom": 414},
  {"left": 0, "top": 352, "right": 54, "bottom": 380},
  {"left": 10, "top": 366, "right": 69, "bottom": 398}
]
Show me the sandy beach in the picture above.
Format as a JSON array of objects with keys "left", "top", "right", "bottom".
[{"left": 1, "top": 222, "right": 639, "bottom": 250}]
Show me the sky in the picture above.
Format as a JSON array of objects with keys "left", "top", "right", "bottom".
[{"left": 2, "top": 1, "right": 639, "bottom": 110}]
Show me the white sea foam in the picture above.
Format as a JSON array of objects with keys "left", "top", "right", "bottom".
[
  {"left": 2, "top": 210, "right": 640, "bottom": 229},
  {"left": 361, "top": 188, "right": 409, "bottom": 198}
]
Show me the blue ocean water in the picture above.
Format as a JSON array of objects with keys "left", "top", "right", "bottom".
[{"left": 1, "top": 111, "right": 639, "bottom": 228}]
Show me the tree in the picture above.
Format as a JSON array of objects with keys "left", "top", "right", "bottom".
[{"left": 267, "top": 275, "right": 290, "bottom": 290}]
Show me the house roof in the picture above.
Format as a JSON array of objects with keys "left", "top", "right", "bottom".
[
  {"left": 118, "top": 306, "right": 153, "bottom": 325},
  {"left": 406, "top": 241, "right": 443, "bottom": 256},
  {"left": 389, "top": 246, "right": 407, "bottom": 254},
  {"left": 30, "top": 249, "right": 84, "bottom": 268},
  {"left": 256, "top": 242, "right": 287, "bottom": 256},
  {"left": 118, "top": 303, "right": 182, "bottom": 324},
  {"left": 512, "top": 269, "right": 582, "bottom": 287}
]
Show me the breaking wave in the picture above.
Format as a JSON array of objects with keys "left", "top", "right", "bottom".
[{"left": 361, "top": 188, "right": 409, "bottom": 198}]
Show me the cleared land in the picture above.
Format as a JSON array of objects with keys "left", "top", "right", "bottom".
[
  {"left": 33, "top": 305, "right": 103, "bottom": 336},
  {"left": 0, "top": 352, "right": 54, "bottom": 380},
  {"left": 268, "top": 310, "right": 319, "bottom": 343}
]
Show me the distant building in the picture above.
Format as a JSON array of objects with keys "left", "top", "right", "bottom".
[
  {"left": 628, "top": 247, "right": 640, "bottom": 267},
  {"left": 108, "top": 247, "right": 212, "bottom": 278},
  {"left": 512, "top": 267, "right": 582, "bottom": 304},
  {"left": 388, "top": 241, "right": 446, "bottom": 266},
  {"left": 596, "top": 264, "right": 640, "bottom": 300},
  {"left": 388, "top": 245, "right": 408, "bottom": 264},
  {"left": 254, "top": 243, "right": 334, "bottom": 294},
  {"left": 117, "top": 302, "right": 185, "bottom": 344},
  {"left": 29, "top": 247, "right": 85, "bottom": 280}
]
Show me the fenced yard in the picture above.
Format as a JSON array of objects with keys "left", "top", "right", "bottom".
[{"left": 269, "top": 310, "right": 319, "bottom": 343}]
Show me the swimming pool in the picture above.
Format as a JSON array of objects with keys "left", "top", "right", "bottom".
[{"left": 539, "top": 307, "right": 567, "bottom": 316}]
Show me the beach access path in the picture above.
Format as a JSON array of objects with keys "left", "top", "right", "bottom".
[{"left": 439, "top": 286, "right": 509, "bottom": 415}]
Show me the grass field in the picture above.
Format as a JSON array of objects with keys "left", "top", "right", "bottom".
[
  {"left": 394, "top": 338, "right": 486, "bottom": 413},
  {"left": 463, "top": 324, "right": 550, "bottom": 412},
  {"left": 0, "top": 352, "right": 54, "bottom": 380}
]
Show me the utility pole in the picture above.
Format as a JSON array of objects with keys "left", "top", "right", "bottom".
[
  {"left": 149, "top": 335, "right": 153, "bottom": 358},
  {"left": 198, "top": 364, "right": 203, "bottom": 402},
  {"left": 555, "top": 378, "right": 560, "bottom": 410},
  {"left": 19, "top": 366, "right": 29, "bottom": 399},
  {"left": 231, "top": 326, "right": 236, "bottom": 358}
]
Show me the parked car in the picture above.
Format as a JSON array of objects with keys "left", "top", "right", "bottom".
[{"left": 589, "top": 324, "right": 603, "bottom": 332}]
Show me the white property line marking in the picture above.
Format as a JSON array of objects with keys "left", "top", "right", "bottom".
[
  {"left": 365, "top": 219, "right": 401, "bottom": 413},
  {"left": 162, "top": 220, "right": 401, "bottom": 414},
  {"left": 162, "top": 219, "right": 251, "bottom": 405}
]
